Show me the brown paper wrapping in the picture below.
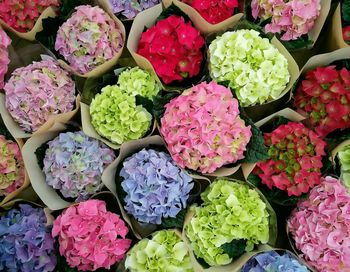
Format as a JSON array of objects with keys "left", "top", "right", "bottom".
[
  {"left": 0, "top": 93, "right": 80, "bottom": 139},
  {"left": 182, "top": 178, "right": 277, "bottom": 272},
  {"left": 0, "top": 7, "right": 57, "bottom": 41},
  {"left": 162, "top": 0, "right": 243, "bottom": 35},
  {"left": 241, "top": 108, "right": 305, "bottom": 180},
  {"left": 327, "top": 4, "right": 349, "bottom": 51}
]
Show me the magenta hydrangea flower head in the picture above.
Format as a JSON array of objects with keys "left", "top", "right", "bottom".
[
  {"left": 4, "top": 57, "right": 76, "bottom": 133},
  {"left": 52, "top": 199, "right": 132, "bottom": 271},
  {"left": 0, "top": 28, "right": 10, "bottom": 89},
  {"left": 160, "top": 81, "right": 252, "bottom": 174},
  {"left": 55, "top": 5, "right": 124, "bottom": 74}
]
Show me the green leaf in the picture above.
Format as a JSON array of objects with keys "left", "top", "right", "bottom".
[
  {"left": 280, "top": 34, "right": 313, "bottom": 52},
  {"left": 160, "top": 208, "right": 187, "bottom": 229},
  {"left": 0, "top": 121, "right": 14, "bottom": 142},
  {"left": 59, "top": 0, "right": 92, "bottom": 20},
  {"left": 135, "top": 95, "right": 154, "bottom": 115},
  {"left": 152, "top": 92, "right": 181, "bottom": 122},
  {"left": 342, "top": 0, "right": 350, "bottom": 24},
  {"left": 35, "top": 142, "right": 49, "bottom": 170},
  {"left": 156, "top": 4, "right": 191, "bottom": 23},
  {"left": 325, "top": 128, "right": 350, "bottom": 151},
  {"left": 247, "top": 173, "right": 261, "bottom": 187},
  {"left": 220, "top": 239, "right": 247, "bottom": 259}
]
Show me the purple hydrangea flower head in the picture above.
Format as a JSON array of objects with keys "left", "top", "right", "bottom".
[
  {"left": 43, "top": 131, "right": 116, "bottom": 201},
  {"left": 0, "top": 204, "right": 56, "bottom": 272},
  {"left": 120, "top": 148, "right": 194, "bottom": 224},
  {"left": 108, "top": 0, "right": 160, "bottom": 20}
]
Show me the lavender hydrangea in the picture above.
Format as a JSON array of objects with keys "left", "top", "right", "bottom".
[
  {"left": 120, "top": 148, "right": 194, "bottom": 224},
  {"left": 43, "top": 131, "right": 115, "bottom": 201},
  {"left": 108, "top": 0, "right": 160, "bottom": 20},
  {"left": 0, "top": 204, "right": 56, "bottom": 272}
]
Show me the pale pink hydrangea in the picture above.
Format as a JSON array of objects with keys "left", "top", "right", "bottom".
[
  {"left": 251, "top": 0, "right": 321, "bottom": 40},
  {"left": 55, "top": 5, "right": 124, "bottom": 74},
  {"left": 288, "top": 176, "right": 350, "bottom": 272},
  {"left": 160, "top": 81, "right": 252, "bottom": 174},
  {"left": 0, "top": 28, "right": 10, "bottom": 89}
]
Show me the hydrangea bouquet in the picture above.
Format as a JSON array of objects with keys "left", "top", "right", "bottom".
[
  {"left": 288, "top": 176, "right": 350, "bottom": 272},
  {"left": 0, "top": 28, "right": 10, "bottom": 89},
  {"left": 125, "top": 230, "right": 193, "bottom": 271},
  {"left": 185, "top": 178, "right": 274, "bottom": 267},
  {"left": 108, "top": 0, "right": 160, "bottom": 20},
  {"left": 0, "top": 204, "right": 57, "bottom": 272},
  {"left": 52, "top": 199, "right": 132, "bottom": 271}
]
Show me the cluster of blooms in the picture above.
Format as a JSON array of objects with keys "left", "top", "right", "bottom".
[
  {"left": 209, "top": 29, "right": 290, "bottom": 106},
  {"left": 161, "top": 81, "right": 251, "bottom": 173},
  {"left": 288, "top": 176, "right": 350, "bottom": 272},
  {"left": 55, "top": 5, "right": 124, "bottom": 74},
  {"left": 343, "top": 26, "right": 350, "bottom": 44},
  {"left": 0, "top": 135, "right": 25, "bottom": 197},
  {"left": 43, "top": 131, "right": 115, "bottom": 201},
  {"left": 0, "top": 204, "right": 56, "bottom": 272},
  {"left": 0, "top": 28, "right": 10, "bottom": 89},
  {"left": 0, "top": 0, "right": 60, "bottom": 33},
  {"left": 241, "top": 250, "right": 309, "bottom": 271},
  {"left": 338, "top": 144, "right": 350, "bottom": 191},
  {"left": 117, "top": 67, "right": 161, "bottom": 99},
  {"left": 120, "top": 148, "right": 193, "bottom": 224},
  {"left": 251, "top": 0, "right": 321, "bottom": 41},
  {"left": 186, "top": 179, "right": 270, "bottom": 266},
  {"left": 255, "top": 122, "right": 326, "bottom": 196},
  {"left": 108, "top": 0, "right": 159, "bottom": 20},
  {"left": 181, "top": 0, "right": 239, "bottom": 24},
  {"left": 52, "top": 199, "right": 132, "bottom": 271},
  {"left": 90, "top": 84, "right": 152, "bottom": 145},
  {"left": 125, "top": 230, "right": 193, "bottom": 271},
  {"left": 137, "top": 15, "right": 204, "bottom": 84},
  {"left": 4, "top": 58, "right": 76, "bottom": 133},
  {"left": 294, "top": 65, "right": 350, "bottom": 136}
]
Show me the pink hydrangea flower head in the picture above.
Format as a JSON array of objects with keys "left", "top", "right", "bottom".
[
  {"left": 160, "top": 81, "right": 252, "bottom": 173},
  {"left": 0, "top": 28, "right": 10, "bottom": 89},
  {"left": 4, "top": 57, "right": 76, "bottom": 133},
  {"left": 52, "top": 199, "right": 132, "bottom": 271},
  {"left": 55, "top": 5, "right": 124, "bottom": 74},
  {"left": 288, "top": 176, "right": 350, "bottom": 272}
]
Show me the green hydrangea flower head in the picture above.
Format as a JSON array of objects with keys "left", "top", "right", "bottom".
[{"left": 338, "top": 144, "right": 350, "bottom": 191}]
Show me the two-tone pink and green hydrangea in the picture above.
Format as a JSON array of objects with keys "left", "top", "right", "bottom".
[{"left": 0, "top": 28, "right": 10, "bottom": 89}]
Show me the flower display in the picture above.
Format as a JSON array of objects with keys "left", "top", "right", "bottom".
[
  {"left": 209, "top": 29, "right": 290, "bottom": 106},
  {"left": 90, "top": 84, "right": 152, "bottom": 145},
  {"left": 160, "top": 81, "right": 251, "bottom": 174},
  {"left": 254, "top": 122, "right": 326, "bottom": 196},
  {"left": 288, "top": 176, "right": 350, "bottom": 272},
  {"left": 251, "top": 0, "right": 321, "bottom": 41},
  {"left": 117, "top": 67, "right": 161, "bottom": 99},
  {"left": 4, "top": 58, "right": 76, "bottom": 133},
  {"left": 137, "top": 15, "right": 205, "bottom": 84},
  {"left": 52, "top": 199, "right": 132, "bottom": 271},
  {"left": 186, "top": 178, "right": 270, "bottom": 266},
  {"left": 125, "top": 230, "right": 193, "bottom": 271},
  {"left": 55, "top": 5, "right": 124, "bottom": 74},
  {"left": 294, "top": 65, "right": 350, "bottom": 137},
  {"left": 43, "top": 131, "right": 115, "bottom": 201},
  {"left": 343, "top": 25, "right": 350, "bottom": 44},
  {"left": 0, "top": 28, "right": 10, "bottom": 89},
  {"left": 181, "top": 0, "right": 239, "bottom": 24},
  {"left": 108, "top": 0, "right": 160, "bottom": 20},
  {"left": 0, "top": 0, "right": 60, "bottom": 33},
  {"left": 120, "top": 148, "right": 194, "bottom": 224},
  {"left": 0, "top": 204, "right": 56, "bottom": 272},
  {"left": 0, "top": 135, "right": 25, "bottom": 197},
  {"left": 241, "top": 250, "right": 309, "bottom": 271},
  {"left": 338, "top": 144, "right": 350, "bottom": 191}
]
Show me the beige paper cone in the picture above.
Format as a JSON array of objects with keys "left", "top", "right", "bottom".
[
  {"left": 0, "top": 93, "right": 80, "bottom": 139},
  {"left": 241, "top": 108, "right": 305, "bottom": 180},
  {"left": 162, "top": 0, "right": 243, "bottom": 35},
  {"left": 0, "top": 7, "right": 57, "bottom": 41},
  {"left": 327, "top": 4, "right": 349, "bottom": 51}
]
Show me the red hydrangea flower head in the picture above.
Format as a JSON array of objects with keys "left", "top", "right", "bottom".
[{"left": 343, "top": 25, "right": 350, "bottom": 43}]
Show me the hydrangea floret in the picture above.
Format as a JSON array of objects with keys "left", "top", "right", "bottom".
[
  {"left": 43, "top": 131, "right": 115, "bottom": 201},
  {"left": 209, "top": 29, "right": 290, "bottom": 106},
  {"left": 185, "top": 178, "right": 270, "bottom": 266},
  {"left": 55, "top": 5, "right": 124, "bottom": 74},
  {"left": 294, "top": 65, "right": 350, "bottom": 136},
  {"left": 108, "top": 0, "right": 159, "bottom": 20},
  {"left": 160, "top": 81, "right": 251, "bottom": 174},
  {"left": 125, "top": 230, "right": 193, "bottom": 272},
  {"left": 90, "top": 84, "right": 152, "bottom": 145},
  {"left": 137, "top": 15, "right": 204, "bottom": 84},
  {"left": 4, "top": 58, "right": 76, "bottom": 133},
  {"left": 120, "top": 148, "right": 193, "bottom": 224},
  {"left": 0, "top": 204, "right": 56, "bottom": 272},
  {"left": 241, "top": 250, "right": 309, "bottom": 272},
  {"left": 117, "top": 67, "right": 161, "bottom": 99},
  {"left": 288, "top": 176, "right": 350, "bottom": 272},
  {"left": 251, "top": 0, "right": 321, "bottom": 41},
  {"left": 0, "top": 135, "right": 25, "bottom": 197},
  {"left": 52, "top": 199, "right": 132, "bottom": 271},
  {"left": 0, "top": 28, "right": 10, "bottom": 89},
  {"left": 255, "top": 122, "right": 326, "bottom": 196},
  {"left": 0, "top": 0, "right": 60, "bottom": 33},
  {"left": 338, "top": 144, "right": 350, "bottom": 192}
]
